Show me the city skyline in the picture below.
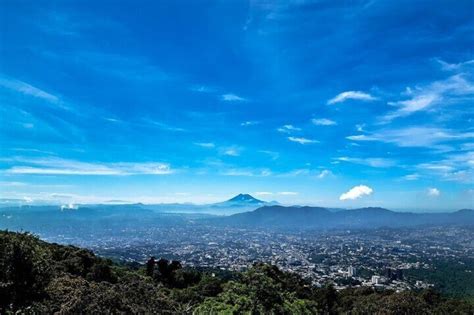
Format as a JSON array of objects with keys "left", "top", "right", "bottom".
[{"left": 1, "top": 1, "right": 473, "bottom": 210}]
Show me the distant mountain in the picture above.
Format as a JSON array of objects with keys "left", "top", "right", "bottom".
[
  {"left": 221, "top": 193, "right": 267, "bottom": 205},
  {"left": 217, "top": 206, "right": 474, "bottom": 229},
  {"left": 208, "top": 194, "right": 278, "bottom": 214}
]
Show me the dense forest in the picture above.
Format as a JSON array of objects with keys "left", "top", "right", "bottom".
[{"left": 1, "top": 230, "right": 473, "bottom": 314}]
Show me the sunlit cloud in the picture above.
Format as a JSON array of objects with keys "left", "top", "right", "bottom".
[
  {"left": 339, "top": 185, "right": 373, "bottom": 201},
  {"left": 327, "top": 91, "right": 376, "bottom": 104}
]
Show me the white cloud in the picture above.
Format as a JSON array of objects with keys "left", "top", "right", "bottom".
[
  {"left": 259, "top": 150, "right": 279, "bottom": 160},
  {"left": 417, "top": 151, "right": 474, "bottom": 183},
  {"left": 220, "top": 168, "right": 271, "bottom": 177},
  {"left": 195, "top": 142, "right": 215, "bottom": 148},
  {"left": 339, "top": 185, "right": 373, "bottom": 201},
  {"left": 347, "top": 127, "right": 474, "bottom": 149},
  {"left": 241, "top": 121, "right": 259, "bottom": 126},
  {"left": 435, "top": 58, "right": 474, "bottom": 71},
  {"left": 317, "top": 169, "right": 332, "bottom": 179},
  {"left": 221, "top": 146, "right": 241, "bottom": 156},
  {"left": 255, "top": 191, "right": 273, "bottom": 196},
  {"left": 190, "top": 85, "right": 215, "bottom": 93},
  {"left": 61, "top": 203, "right": 78, "bottom": 211},
  {"left": 402, "top": 173, "right": 420, "bottom": 181},
  {"left": 0, "top": 77, "right": 60, "bottom": 104},
  {"left": 327, "top": 91, "right": 376, "bottom": 104},
  {"left": 312, "top": 118, "right": 337, "bottom": 126},
  {"left": 427, "top": 188, "right": 440, "bottom": 197},
  {"left": 277, "top": 124, "right": 301, "bottom": 133},
  {"left": 221, "top": 93, "right": 247, "bottom": 102},
  {"left": 143, "top": 119, "right": 186, "bottom": 132},
  {"left": 382, "top": 74, "right": 474, "bottom": 121},
  {"left": 4, "top": 157, "right": 173, "bottom": 175},
  {"left": 278, "top": 191, "right": 298, "bottom": 195},
  {"left": 288, "top": 136, "right": 318, "bottom": 144},
  {"left": 336, "top": 157, "right": 396, "bottom": 168}
]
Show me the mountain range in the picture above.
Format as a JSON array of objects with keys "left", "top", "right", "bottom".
[
  {"left": 1, "top": 194, "right": 473, "bottom": 232},
  {"left": 216, "top": 205, "right": 474, "bottom": 229}
]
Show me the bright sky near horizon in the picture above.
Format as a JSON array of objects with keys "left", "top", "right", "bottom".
[{"left": 0, "top": 0, "right": 473, "bottom": 210}]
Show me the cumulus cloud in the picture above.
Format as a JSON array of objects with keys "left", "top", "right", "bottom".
[
  {"left": 327, "top": 91, "right": 376, "bottom": 104},
  {"left": 427, "top": 188, "right": 440, "bottom": 197},
  {"left": 339, "top": 185, "right": 373, "bottom": 201},
  {"left": 221, "top": 93, "right": 247, "bottom": 101},
  {"left": 288, "top": 137, "right": 318, "bottom": 144},
  {"left": 312, "top": 118, "right": 337, "bottom": 126}
]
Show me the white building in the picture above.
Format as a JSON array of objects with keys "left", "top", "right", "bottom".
[
  {"left": 371, "top": 275, "right": 381, "bottom": 285},
  {"left": 348, "top": 266, "right": 356, "bottom": 277}
]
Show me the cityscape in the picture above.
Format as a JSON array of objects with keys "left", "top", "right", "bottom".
[{"left": 38, "top": 220, "right": 473, "bottom": 294}]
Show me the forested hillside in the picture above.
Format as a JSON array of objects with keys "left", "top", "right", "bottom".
[{"left": 1, "top": 230, "right": 472, "bottom": 314}]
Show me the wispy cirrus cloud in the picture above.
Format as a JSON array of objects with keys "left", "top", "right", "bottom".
[
  {"left": 2, "top": 157, "right": 173, "bottom": 176},
  {"left": 221, "top": 93, "right": 247, "bottom": 102},
  {"left": 312, "top": 118, "right": 337, "bottom": 126},
  {"left": 435, "top": 58, "right": 474, "bottom": 71},
  {"left": 259, "top": 150, "right": 279, "bottom": 160},
  {"left": 220, "top": 168, "right": 271, "bottom": 177},
  {"left": 141, "top": 118, "right": 186, "bottom": 132},
  {"left": 336, "top": 156, "right": 396, "bottom": 168},
  {"left": 277, "top": 124, "right": 301, "bottom": 133},
  {"left": 327, "top": 91, "right": 376, "bottom": 105},
  {"left": 241, "top": 121, "right": 260, "bottom": 126},
  {"left": 221, "top": 146, "right": 242, "bottom": 157},
  {"left": 317, "top": 169, "right": 333, "bottom": 179},
  {"left": 382, "top": 74, "right": 474, "bottom": 122},
  {"left": 288, "top": 136, "right": 318, "bottom": 145},
  {"left": 194, "top": 142, "right": 215, "bottom": 148},
  {"left": 417, "top": 151, "right": 474, "bottom": 183},
  {"left": 0, "top": 77, "right": 60, "bottom": 104},
  {"left": 347, "top": 126, "right": 474, "bottom": 149}
]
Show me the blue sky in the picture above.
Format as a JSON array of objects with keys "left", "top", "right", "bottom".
[{"left": 0, "top": 0, "right": 473, "bottom": 210}]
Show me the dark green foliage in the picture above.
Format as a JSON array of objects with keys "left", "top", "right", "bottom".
[
  {"left": 1, "top": 230, "right": 473, "bottom": 314},
  {"left": 405, "top": 258, "right": 474, "bottom": 299}
]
